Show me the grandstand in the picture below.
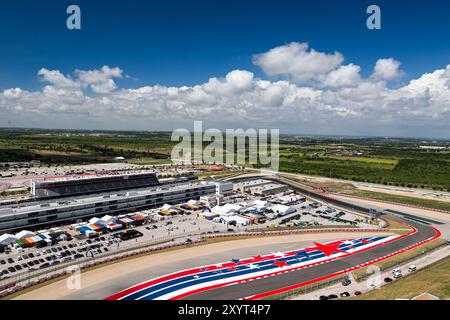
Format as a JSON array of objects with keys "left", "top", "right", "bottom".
[
  {"left": 0, "top": 182, "right": 216, "bottom": 232},
  {"left": 31, "top": 171, "right": 160, "bottom": 199}
]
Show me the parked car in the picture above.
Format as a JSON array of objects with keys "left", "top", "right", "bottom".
[
  {"left": 327, "top": 294, "right": 338, "bottom": 300},
  {"left": 340, "top": 292, "right": 350, "bottom": 298},
  {"left": 392, "top": 268, "right": 402, "bottom": 279},
  {"left": 384, "top": 277, "right": 393, "bottom": 283},
  {"left": 342, "top": 278, "right": 351, "bottom": 286},
  {"left": 408, "top": 265, "right": 417, "bottom": 272},
  {"left": 354, "top": 291, "right": 362, "bottom": 296},
  {"left": 319, "top": 295, "right": 328, "bottom": 300}
]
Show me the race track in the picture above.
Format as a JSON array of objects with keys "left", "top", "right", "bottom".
[
  {"left": 106, "top": 219, "right": 440, "bottom": 300},
  {"left": 105, "top": 176, "right": 442, "bottom": 300},
  {"left": 184, "top": 221, "right": 439, "bottom": 300}
]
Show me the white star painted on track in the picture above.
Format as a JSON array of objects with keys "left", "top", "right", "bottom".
[
  {"left": 273, "top": 251, "right": 286, "bottom": 257},
  {"left": 193, "top": 275, "right": 200, "bottom": 279},
  {"left": 248, "top": 263, "right": 259, "bottom": 269}
]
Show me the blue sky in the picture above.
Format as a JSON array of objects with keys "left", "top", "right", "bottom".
[
  {"left": 1, "top": 0, "right": 450, "bottom": 137},
  {"left": 2, "top": 0, "right": 450, "bottom": 89}
]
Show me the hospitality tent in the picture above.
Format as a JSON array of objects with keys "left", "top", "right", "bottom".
[
  {"left": 271, "top": 204, "right": 296, "bottom": 216},
  {"left": 89, "top": 217, "right": 103, "bottom": 225},
  {"left": 212, "top": 203, "right": 242, "bottom": 216},
  {"left": 0, "top": 233, "right": 18, "bottom": 245},
  {"left": 101, "top": 215, "right": 117, "bottom": 224},
  {"left": 15, "top": 230, "right": 35, "bottom": 239}
]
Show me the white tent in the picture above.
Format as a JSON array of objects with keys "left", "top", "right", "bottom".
[
  {"left": 235, "top": 215, "right": 252, "bottom": 226},
  {"left": 0, "top": 233, "right": 18, "bottom": 245},
  {"left": 212, "top": 203, "right": 242, "bottom": 216},
  {"left": 253, "top": 199, "right": 268, "bottom": 208},
  {"left": 15, "top": 230, "right": 35, "bottom": 239},
  {"left": 101, "top": 215, "right": 117, "bottom": 224},
  {"left": 89, "top": 217, "right": 103, "bottom": 225},
  {"left": 220, "top": 216, "right": 236, "bottom": 224},
  {"left": 271, "top": 204, "right": 296, "bottom": 216}
]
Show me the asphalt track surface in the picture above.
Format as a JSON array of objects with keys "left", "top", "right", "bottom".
[{"left": 181, "top": 220, "right": 437, "bottom": 299}]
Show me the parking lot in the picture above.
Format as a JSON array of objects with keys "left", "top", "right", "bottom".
[{"left": 0, "top": 213, "right": 229, "bottom": 281}]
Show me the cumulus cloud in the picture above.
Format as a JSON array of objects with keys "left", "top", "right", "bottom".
[
  {"left": 322, "top": 64, "right": 361, "bottom": 88},
  {"left": 38, "top": 68, "right": 80, "bottom": 89},
  {"left": 75, "top": 65, "right": 123, "bottom": 93},
  {"left": 1, "top": 45, "right": 450, "bottom": 137},
  {"left": 372, "top": 58, "right": 402, "bottom": 81},
  {"left": 252, "top": 42, "right": 344, "bottom": 83}
]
